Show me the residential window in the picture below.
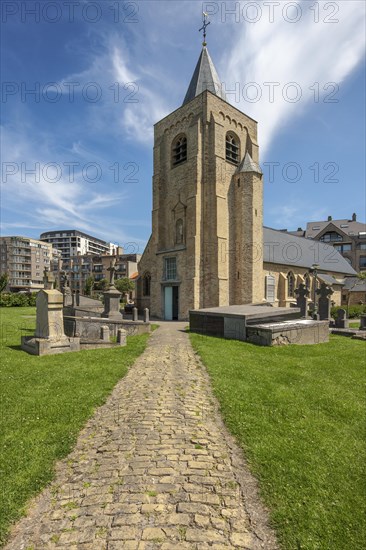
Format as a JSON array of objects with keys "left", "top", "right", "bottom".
[
  {"left": 165, "top": 257, "right": 177, "bottom": 280},
  {"left": 333, "top": 243, "right": 352, "bottom": 253},
  {"left": 359, "top": 243, "right": 366, "bottom": 250},
  {"left": 287, "top": 271, "right": 295, "bottom": 298},
  {"left": 172, "top": 135, "right": 187, "bottom": 166},
  {"left": 320, "top": 232, "right": 342, "bottom": 242},
  {"left": 360, "top": 256, "right": 366, "bottom": 269},
  {"left": 225, "top": 132, "right": 239, "bottom": 165},
  {"left": 265, "top": 275, "right": 275, "bottom": 303}
]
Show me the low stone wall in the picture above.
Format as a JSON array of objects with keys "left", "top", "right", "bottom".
[{"left": 64, "top": 316, "right": 150, "bottom": 339}]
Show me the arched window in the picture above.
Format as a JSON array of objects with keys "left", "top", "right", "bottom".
[
  {"left": 304, "top": 273, "right": 310, "bottom": 289},
  {"left": 225, "top": 133, "right": 240, "bottom": 165},
  {"left": 172, "top": 135, "right": 187, "bottom": 166},
  {"left": 176, "top": 218, "right": 184, "bottom": 245},
  {"left": 143, "top": 272, "right": 151, "bottom": 296},
  {"left": 287, "top": 271, "right": 295, "bottom": 298}
]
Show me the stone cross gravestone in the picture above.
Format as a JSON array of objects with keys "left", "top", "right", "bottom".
[
  {"left": 316, "top": 283, "right": 333, "bottom": 321},
  {"left": 295, "top": 283, "right": 309, "bottom": 318}
]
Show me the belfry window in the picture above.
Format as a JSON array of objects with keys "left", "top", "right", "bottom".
[
  {"left": 172, "top": 135, "right": 187, "bottom": 166},
  {"left": 226, "top": 133, "right": 239, "bottom": 165}
]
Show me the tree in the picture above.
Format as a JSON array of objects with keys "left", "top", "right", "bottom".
[
  {"left": 84, "top": 276, "right": 95, "bottom": 296},
  {"left": 115, "top": 277, "right": 135, "bottom": 295},
  {"left": 346, "top": 272, "right": 366, "bottom": 316},
  {"left": 94, "top": 278, "right": 109, "bottom": 291},
  {"left": 0, "top": 273, "right": 9, "bottom": 293}
]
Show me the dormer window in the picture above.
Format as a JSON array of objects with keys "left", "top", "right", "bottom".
[
  {"left": 172, "top": 135, "right": 187, "bottom": 166},
  {"left": 226, "top": 133, "right": 239, "bottom": 165},
  {"left": 320, "top": 232, "right": 342, "bottom": 243}
]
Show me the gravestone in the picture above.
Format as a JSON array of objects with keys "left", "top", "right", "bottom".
[
  {"left": 360, "top": 314, "right": 366, "bottom": 330},
  {"left": 295, "top": 283, "right": 309, "bottom": 318},
  {"left": 101, "top": 325, "right": 110, "bottom": 342},
  {"left": 102, "top": 257, "right": 123, "bottom": 320},
  {"left": 335, "top": 308, "right": 349, "bottom": 329},
  {"left": 117, "top": 328, "right": 127, "bottom": 346},
  {"left": 133, "top": 307, "right": 138, "bottom": 321},
  {"left": 43, "top": 268, "right": 55, "bottom": 290},
  {"left": 22, "top": 289, "right": 80, "bottom": 355},
  {"left": 316, "top": 283, "right": 333, "bottom": 321}
]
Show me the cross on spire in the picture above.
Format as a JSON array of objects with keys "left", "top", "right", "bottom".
[{"left": 199, "top": 12, "right": 210, "bottom": 46}]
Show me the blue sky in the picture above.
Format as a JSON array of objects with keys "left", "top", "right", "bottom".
[{"left": 1, "top": 0, "right": 365, "bottom": 252}]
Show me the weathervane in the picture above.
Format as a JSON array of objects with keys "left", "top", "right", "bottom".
[{"left": 199, "top": 12, "right": 210, "bottom": 46}]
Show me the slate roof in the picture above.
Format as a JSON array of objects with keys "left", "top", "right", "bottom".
[
  {"left": 263, "top": 227, "right": 357, "bottom": 275},
  {"left": 319, "top": 274, "right": 344, "bottom": 286},
  {"left": 304, "top": 218, "right": 365, "bottom": 239},
  {"left": 342, "top": 277, "right": 366, "bottom": 291},
  {"left": 183, "top": 46, "right": 226, "bottom": 105},
  {"left": 236, "top": 152, "right": 263, "bottom": 175}
]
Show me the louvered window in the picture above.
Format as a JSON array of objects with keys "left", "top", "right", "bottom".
[
  {"left": 172, "top": 136, "right": 187, "bottom": 166},
  {"left": 226, "top": 133, "right": 239, "bottom": 165}
]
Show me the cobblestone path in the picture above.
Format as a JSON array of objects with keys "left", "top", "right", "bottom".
[{"left": 5, "top": 323, "right": 277, "bottom": 550}]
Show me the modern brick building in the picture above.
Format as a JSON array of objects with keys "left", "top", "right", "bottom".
[
  {"left": 0, "top": 236, "right": 61, "bottom": 292},
  {"left": 288, "top": 214, "right": 366, "bottom": 273}
]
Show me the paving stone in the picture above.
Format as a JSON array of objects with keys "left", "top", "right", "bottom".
[{"left": 3, "top": 322, "right": 277, "bottom": 550}]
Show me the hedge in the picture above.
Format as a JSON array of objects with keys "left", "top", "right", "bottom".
[
  {"left": 0, "top": 293, "right": 37, "bottom": 307},
  {"left": 331, "top": 304, "right": 366, "bottom": 319}
]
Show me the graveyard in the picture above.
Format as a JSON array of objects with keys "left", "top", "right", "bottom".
[{"left": 1, "top": 304, "right": 365, "bottom": 549}]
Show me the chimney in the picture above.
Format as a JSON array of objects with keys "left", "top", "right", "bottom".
[
  {"left": 328, "top": 216, "right": 332, "bottom": 221},
  {"left": 352, "top": 213, "right": 357, "bottom": 222}
]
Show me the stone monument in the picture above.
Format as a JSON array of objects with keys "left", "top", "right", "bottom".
[
  {"left": 102, "top": 257, "right": 123, "bottom": 320},
  {"left": 334, "top": 308, "right": 349, "bottom": 329},
  {"left": 295, "top": 283, "right": 309, "bottom": 318},
  {"left": 316, "top": 283, "right": 333, "bottom": 321},
  {"left": 21, "top": 275, "right": 80, "bottom": 355}
]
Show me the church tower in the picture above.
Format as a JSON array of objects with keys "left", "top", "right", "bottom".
[{"left": 137, "top": 32, "right": 264, "bottom": 320}]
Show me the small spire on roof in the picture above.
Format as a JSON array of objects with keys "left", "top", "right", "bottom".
[
  {"left": 236, "top": 151, "right": 263, "bottom": 176},
  {"left": 199, "top": 12, "right": 210, "bottom": 46}
]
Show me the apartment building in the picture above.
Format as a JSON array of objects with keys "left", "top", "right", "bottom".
[
  {"left": 40, "top": 230, "right": 117, "bottom": 262},
  {"left": 0, "top": 236, "right": 61, "bottom": 291}
]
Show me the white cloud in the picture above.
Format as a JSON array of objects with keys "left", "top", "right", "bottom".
[{"left": 221, "top": 0, "right": 366, "bottom": 155}]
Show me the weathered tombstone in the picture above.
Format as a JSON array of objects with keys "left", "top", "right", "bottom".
[
  {"left": 295, "top": 283, "right": 309, "bottom": 318},
  {"left": 102, "top": 257, "right": 123, "bottom": 320},
  {"left": 143, "top": 308, "right": 150, "bottom": 323},
  {"left": 133, "top": 307, "right": 138, "bottom": 321},
  {"left": 335, "top": 308, "right": 349, "bottom": 329},
  {"left": 43, "top": 267, "right": 55, "bottom": 290},
  {"left": 117, "top": 328, "right": 127, "bottom": 346},
  {"left": 76, "top": 290, "right": 80, "bottom": 306},
  {"left": 316, "top": 283, "right": 333, "bottom": 321},
  {"left": 21, "top": 288, "right": 80, "bottom": 355},
  {"left": 359, "top": 314, "right": 366, "bottom": 330},
  {"left": 100, "top": 325, "right": 110, "bottom": 342}
]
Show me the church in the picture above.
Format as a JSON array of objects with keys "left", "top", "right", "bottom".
[{"left": 137, "top": 41, "right": 355, "bottom": 320}]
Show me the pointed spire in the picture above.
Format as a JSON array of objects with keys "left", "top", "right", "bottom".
[
  {"left": 236, "top": 151, "right": 263, "bottom": 175},
  {"left": 182, "top": 46, "right": 226, "bottom": 106}
]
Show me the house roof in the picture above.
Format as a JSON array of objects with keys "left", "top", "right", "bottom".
[
  {"left": 342, "top": 277, "right": 366, "bottom": 291},
  {"left": 304, "top": 218, "right": 366, "bottom": 239},
  {"left": 319, "top": 274, "right": 344, "bottom": 287},
  {"left": 182, "top": 46, "right": 226, "bottom": 105},
  {"left": 263, "top": 227, "right": 357, "bottom": 275}
]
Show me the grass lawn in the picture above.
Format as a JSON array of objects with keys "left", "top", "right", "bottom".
[
  {"left": 0, "top": 307, "right": 151, "bottom": 546},
  {"left": 190, "top": 332, "right": 366, "bottom": 550}
]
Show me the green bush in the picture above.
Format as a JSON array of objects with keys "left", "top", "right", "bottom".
[
  {"left": 331, "top": 304, "right": 366, "bottom": 319},
  {"left": 0, "top": 293, "right": 37, "bottom": 307}
]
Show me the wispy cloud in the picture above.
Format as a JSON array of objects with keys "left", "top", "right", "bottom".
[{"left": 221, "top": 0, "right": 365, "bottom": 154}]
